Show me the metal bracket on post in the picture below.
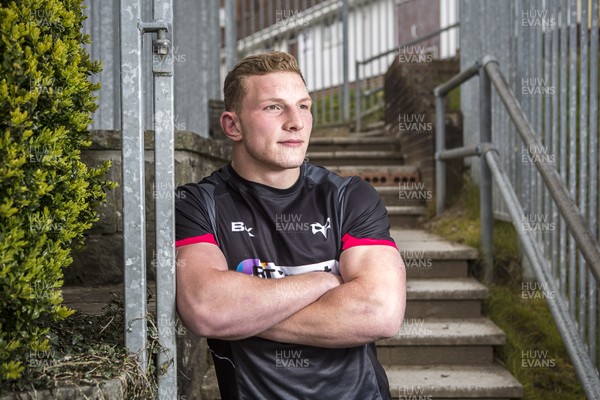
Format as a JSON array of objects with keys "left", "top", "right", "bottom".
[{"left": 138, "top": 20, "right": 174, "bottom": 77}]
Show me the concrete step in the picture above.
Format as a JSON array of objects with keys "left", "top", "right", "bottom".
[
  {"left": 377, "top": 185, "right": 432, "bottom": 207},
  {"left": 376, "top": 318, "right": 505, "bottom": 365},
  {"left": 386, "top": 364, "right": 523, "bottom": 399},
  {"left": 405, "top": 278, "right": 488, "bottom": 319},
  {"left": 201, "top": 362, "right": 523, "bottom": 400},
  {"left": 307, "top": 150, "right": 403, "bottom": 166},
  {"left": 387, "top": 206, "right": 426, "bottom": 228},
  {"left": 391, "top": 229, "right": 477, "bottom": 279},
  {"left": 63, "top": 284, "right": 125, "bottom": 315},
  {"left": 308, "top": 136, "right": 399, "bottom": 152},
  {"left": 391, "top": 229, "right": 478, "bottom": 261}
]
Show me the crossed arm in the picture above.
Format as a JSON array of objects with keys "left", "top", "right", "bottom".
[{"left": 176, "top": 242, "right": 406, "bottom": 348}]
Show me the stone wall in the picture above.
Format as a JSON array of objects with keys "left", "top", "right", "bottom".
[
  {"left": 67, "top": 130, "right": 231, "bottom": 399},
  {"left": 69, "top": 130, "right": 231, "bottom": 286}
]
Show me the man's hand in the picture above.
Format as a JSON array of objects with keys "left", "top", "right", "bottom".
[
  {"left": 258, "top": 245, "right": 406, "bottom": 348},
  {"left": 176, "top": 242, "right": 341, "bottom": 340}
]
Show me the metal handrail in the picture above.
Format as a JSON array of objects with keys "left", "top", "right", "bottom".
[
  {"left": 354, "top": 22, "right": 460, "bottom": 131},
  {"left": 435, "top": 56, "right": 600, "bottom": 399}
]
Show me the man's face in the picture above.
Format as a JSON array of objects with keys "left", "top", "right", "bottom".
[{"left": 234, "top": 71, "right": 312, "bottom": 171}]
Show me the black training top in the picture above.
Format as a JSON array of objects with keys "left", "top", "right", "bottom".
[{"left": 175, "top": 163, "right": 396, "bottom": 400}]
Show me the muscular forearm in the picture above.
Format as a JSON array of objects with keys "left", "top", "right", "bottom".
[
  {"left": 178, "top": 270, "right": 341, "bottom": 340},
  {"left": 258, "top": 276, "right": 404, "bottom": 348}
]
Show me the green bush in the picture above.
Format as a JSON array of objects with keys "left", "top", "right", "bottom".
[{"left": 0, "top": 0, "right": 113, "bottom": 381}]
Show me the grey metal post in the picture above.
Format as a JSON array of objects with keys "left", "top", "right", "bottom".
[
  {"left": 341, "top": 0, "right": 350, "bottom": 124},
  {"left": 225, "top": 0, "right": 237, "bottom": 72},
  {"left": 355, "top": 61, "right": 361, "bottom": 132},
  {"left": 588, "top": 0, "right": 599, "bottom": 366},
  {"left": 208, "top": 0, "right": 221, "bottom": 100},
  {"left": 433, "top": 59, "right": 481, "bottom": 216},
  {"left": 578, "top": 0, "right": 589, "bottom": 340},
  {"left": 435, "top": 94, "right": 446, "bottom": 216},
  {"left": 120, "top": 0, "right": 147, "bottom": 370},
  {"left": 150, "top": 0, "right": 177, "bottom": 394},
  {"left": 480, "top": 56, "right": 495, "bottom": 281}
]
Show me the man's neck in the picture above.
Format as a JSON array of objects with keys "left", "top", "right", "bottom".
[{"left": 230, "top": 159, "right": 301, "bottom": 190}]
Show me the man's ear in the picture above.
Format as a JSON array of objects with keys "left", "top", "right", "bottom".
[{"left": 220, "top": 111, "right": 242, "bottom": 142}]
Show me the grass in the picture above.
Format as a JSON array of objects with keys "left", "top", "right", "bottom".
[
  {"left": 425, "top": 177, "right": 586, "bottom": 400},
  {"left": 1, "top": 295, "right": 161, "bottom": 399}
]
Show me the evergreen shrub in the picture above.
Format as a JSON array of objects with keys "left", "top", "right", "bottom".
[{"left": 0, "top": 0, "right": 114, "bottom": 381}]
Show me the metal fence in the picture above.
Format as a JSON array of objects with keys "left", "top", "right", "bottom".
[
  {"left": 228, "top": 0, "right": 459, "bottom": 129},
  {"left": 435, "top": 55, "right": 600, "bottom": 397},
  {"left": 228, "top": 0, "right": 396, "bottom": 127},
  {"left": 460, "top": 0, "right": 600, "bottom": 375}
]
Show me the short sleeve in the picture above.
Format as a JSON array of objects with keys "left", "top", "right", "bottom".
[
  {"left": 340, "top": 178, "right": 397, "bottom": 251},
  {"left": 175, "top": 184, "right": 218, "bottom": 248}
]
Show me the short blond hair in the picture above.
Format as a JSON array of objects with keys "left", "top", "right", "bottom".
[{"left": 223, "top": 51, "right": 306, "bottom": 112}]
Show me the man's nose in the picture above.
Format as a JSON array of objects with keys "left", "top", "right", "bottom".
[{"left": 283, "top": 106, "right": 304, "bottom": 131}]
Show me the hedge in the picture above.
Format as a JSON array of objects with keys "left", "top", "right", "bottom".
[{"left": 0, "top": 0, "right": 114, "bottom": 381}]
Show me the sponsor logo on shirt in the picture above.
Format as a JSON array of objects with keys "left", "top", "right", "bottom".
[
  {"left": 231, "top": 221, "right": 255, "bottom": 237},
  {"left": 236, "top": 258, "right": 339, "bottom": 279}
]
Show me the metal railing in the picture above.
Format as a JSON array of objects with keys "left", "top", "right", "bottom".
[{"left": 435, "top": 56, "right": 600, "bottom": 399}]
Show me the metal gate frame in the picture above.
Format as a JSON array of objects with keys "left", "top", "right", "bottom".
[{"left": 120, "top": 0, "right": 177, "bottom": 398}]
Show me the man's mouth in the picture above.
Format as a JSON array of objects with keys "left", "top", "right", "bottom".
[{"left": 278, "top": 140, "right": 304, "bottom": 147}]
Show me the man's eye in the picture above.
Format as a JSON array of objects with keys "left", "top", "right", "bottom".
[
  {"left": 299, "top": 104, "right": 311, "bottom": 110},
  {"left": 265, "top": 104, "right": 281, "bottom": 111}
]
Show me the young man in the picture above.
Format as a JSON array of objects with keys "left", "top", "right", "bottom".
[{"left": 175, "top": 51, "right": 406, "bottom": 399}]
